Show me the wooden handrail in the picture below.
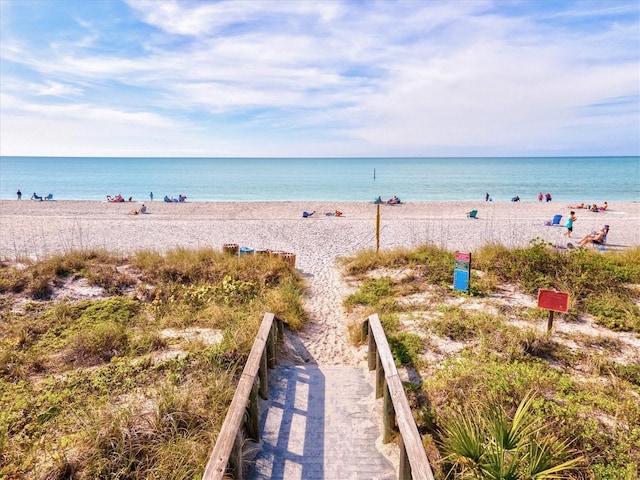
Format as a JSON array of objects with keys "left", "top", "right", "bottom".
[
  {"left": 363, "top": 313, "right": 435, "bottom": 480},
  {"left": 203, "top": 312, "right": 283, "bottom": 480}
]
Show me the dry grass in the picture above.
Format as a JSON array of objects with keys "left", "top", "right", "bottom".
[{"left": 0, "top": 248, "right": 304, "bottom": 479}]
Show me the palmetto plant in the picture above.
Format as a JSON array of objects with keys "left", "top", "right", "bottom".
[{"left": 440, "top": 391, "right": 582, "bottom": 479}]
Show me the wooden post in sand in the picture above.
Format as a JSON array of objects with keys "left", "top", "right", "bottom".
[{"left": 376, "top": 204, "right": 380, "bottom": 253}]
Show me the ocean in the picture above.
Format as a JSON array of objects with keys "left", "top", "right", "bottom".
[{"left": 0, "top": 156, "right": 638, "bottom": 203}]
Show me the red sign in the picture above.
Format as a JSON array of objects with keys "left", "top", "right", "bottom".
[
  {"left": 455, "top": 251, "right": 471, "bottom": 263},
  {"left": 537, "top": 289, "right": 570, "bottom": 313}
]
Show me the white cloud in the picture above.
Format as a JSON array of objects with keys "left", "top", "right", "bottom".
[{"left": 1, "top": 0, "right": 638, "bottom": 156}]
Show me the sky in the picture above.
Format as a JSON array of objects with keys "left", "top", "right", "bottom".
[{"left": 1, "top": 0, "right": 639, "bottom": 158}]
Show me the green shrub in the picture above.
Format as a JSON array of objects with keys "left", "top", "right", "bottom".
[{"left": 388, "top": 332, "right": 423, "bottom": 366}]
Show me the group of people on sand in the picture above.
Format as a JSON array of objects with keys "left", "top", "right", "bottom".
[
  {"left": 129, "top": 204, "right": 147, "bottom": 215},
  {"left": 568, "top": 201, "right": 608, "bottom": 212},
  {"left": 561, "top": 207, "right": 610, "bottom": 247},
  {"left": 16, "top": 190, "right": 53, "bottom": 201},
  {"left": 485, "top": 192, "right": 552, "bottom": 202},
  {"left": 538, "top": 192, "right": 552, "bottom": 202},
  {"left": 106, "top": 194, "right": 132, "bottom": 203},
  {"left": 164, "top": 194, "right": 187, "bottom": 203},
  {"left": 374, "top": 195, "right": 401, "bottom": 205},
  {"left": 31, "top": 192, "right": 53, "bottom": 201}
]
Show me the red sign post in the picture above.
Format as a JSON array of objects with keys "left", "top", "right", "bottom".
[{"left": 538, "top": 289, "right": 570, "bottom": 334}]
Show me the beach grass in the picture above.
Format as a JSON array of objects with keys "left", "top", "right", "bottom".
[
  {"left": 0, "top": 248, "right": 304, "bottom": 479},
  {"left": 342, "top": 244, "right": 640, "bottom": 478}
]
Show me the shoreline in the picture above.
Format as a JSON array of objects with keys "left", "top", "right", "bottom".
[{"left": 1, "top": 200, "right": 639, "bottom": 262}]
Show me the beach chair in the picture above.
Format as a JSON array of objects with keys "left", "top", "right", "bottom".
[
  {"left": 545, "top": 214, "right": 562, "bottom": 226},
  {"left": 44, "top": 194, "right": 53, "bottom": 201},
  {"left": 467, "top": 210, "right": 478, "bottom": 219},
  {"left": 591, "top": 229, "right": 609, "bottom": 249}
]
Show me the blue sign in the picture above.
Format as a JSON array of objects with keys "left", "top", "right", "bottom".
[
  {"left": 453, "top": 251, "right": 471, "bottom": 293},
  {"left": 453, "top": 269, "right": 469, "bottom": 292}
]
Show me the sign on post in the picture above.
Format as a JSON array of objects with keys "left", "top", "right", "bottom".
[
  {"left": 537, "top": 289, "right": 570, "bottom": 334},
  {"left": 453, "top": 251, "right": 471, "bottom": 293}
]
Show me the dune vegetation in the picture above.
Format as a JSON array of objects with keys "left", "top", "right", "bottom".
[
  {"left": 0, "top": 249, "right": 305, "bottom": 479},
  {"left": 342, "top": 242, "right": 640, "bottom": 479},
  {"left": 2, "top": 242, "right": 639, "bottom": 479}
]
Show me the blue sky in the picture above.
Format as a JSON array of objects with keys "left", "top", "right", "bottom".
[{"left": 1, "top": 0, "right": 638, "bottom": 157}]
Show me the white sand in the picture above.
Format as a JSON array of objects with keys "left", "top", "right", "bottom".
[{"left": 2, "top": 200, "right": 639, "bottom": 365}]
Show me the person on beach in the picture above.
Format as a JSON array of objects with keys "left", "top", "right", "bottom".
[
  {"left": 538, "top": 192, "right": 543, "bottom": 202},
  {"left": 150, "top": 192, "right": 154, "bottom": 201},
  {"left": 140, "top": 204, "right": 147, "bottom": 214},
  {"left": 564, "top": 211, "right": 577, "bottom": 238},
  {"left": 17, "top": 190, "right": 21, "bottom": 200},
  {"left": 485, "top": 193, "right": 489, "bottom": 202},
  {"left": 578, "top": 225, "right": 609, "bottom": 247},
  {"left": 545, "top": 193, "right": 552, "bottom": 202}
]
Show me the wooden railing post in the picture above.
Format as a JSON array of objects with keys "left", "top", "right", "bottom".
[
  {"left": 375, "top": 352, "right": 384, "bottom": 399},
  {"left": 277, "top": 318, "right": 284, "bottom": 341},
  {"left": 368, "top": 321, "right": 377, "bottom": 371},
  {"left": 258, "top": 349, "right": 268, "bottom": 400},
  {"left": 246, "top": 380, "right": 260, "bottom": 441},
  {"left": 383, "top": 380, "right": 396, "bottom": 443},
  {"left": 230, "top": 430, "right": 244, "bottom": 480},
  {"left": 399, "top": 437, "right": 411, "bottom": 480},
  {"left": 267, "top": 322, "right": 277, "bottom": 368}
]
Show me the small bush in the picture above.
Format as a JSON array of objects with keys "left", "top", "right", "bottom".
[{"left": 388, "top": 332, "right": 423, "bottom": 366}]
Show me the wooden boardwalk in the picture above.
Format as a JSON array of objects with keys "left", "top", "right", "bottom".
[{"left": 247, "top": 364, "right": 397, "bottom": 480}]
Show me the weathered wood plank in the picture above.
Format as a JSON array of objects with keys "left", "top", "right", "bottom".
[
  {"left": 367, "top": 314, "right": 398, "bottom": 377},
  {"left": 367, "top": 313, "right": 435, "bottom": 480},
  {"left": 203, "top": 312, "right": 276, "bottom": 480},
  {"left": 388, "top": 374, "right": 435, "bottom": 480}
]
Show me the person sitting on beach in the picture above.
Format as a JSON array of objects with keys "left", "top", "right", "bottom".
[
  {"left": 140, "top": 204, "right": 147, "bottom": 214},
  {"left": 590, "top": 203, "right": 599, "bottom": 212},
  {"left": 374, "top": 196, "right": 383, "bottom": 204},
  {"left": 511, "top": 195, "right": 520, "bottom": 202},
  {"left": 600, "top": 201, "right": 608, "bottom": 211},
  {"left": 302, "top": 210, "right": 315, "bottom": 218},
  {"left": 387, "top": 196, "right": 399, "bottom": 205},
  {"left": 578, "top": 225, "right": 609, "bottom": 247},
  {"left": 31, "top": 192, "right": 43, "bottom": 201},
  {"left": 164, "top": 195, "right": 171, "bottom": 202},
  {"left": 178, "top": 195, "right": 187, "bottom": 202}
]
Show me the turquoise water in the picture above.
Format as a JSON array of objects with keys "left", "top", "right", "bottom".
[{"left": 0, "top": 156, "right": 638, "bottom": 202}]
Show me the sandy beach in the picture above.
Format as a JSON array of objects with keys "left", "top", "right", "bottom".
[
  {"left": 1, "top": 200, "right": 638, "bottom": 259},
  {"left": 2, "top": 199, "right": 638, "bottom": 365}
]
